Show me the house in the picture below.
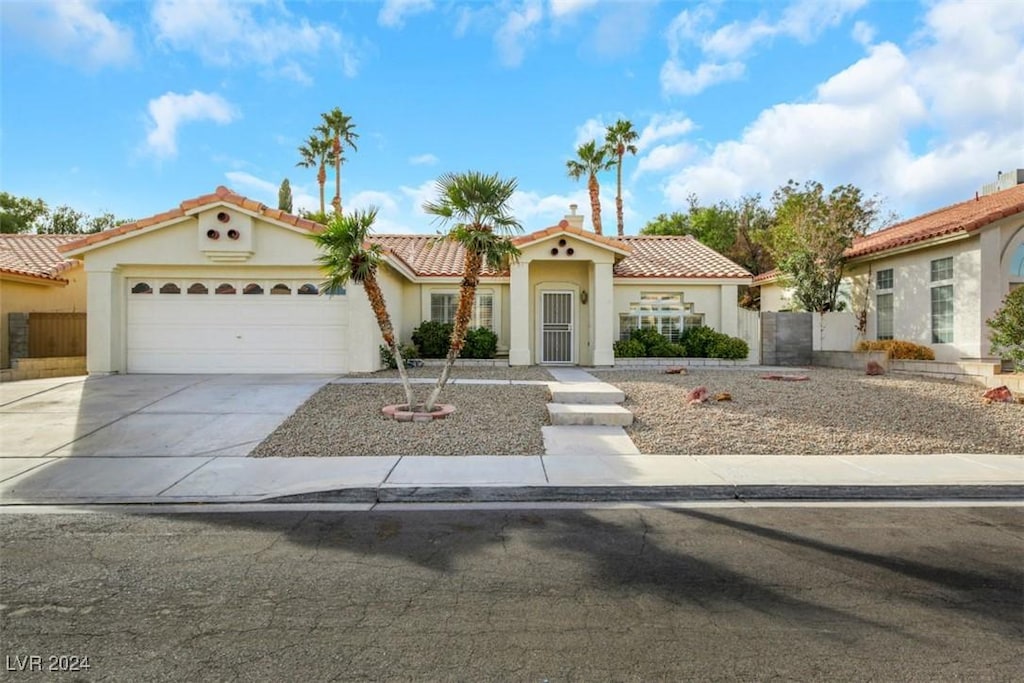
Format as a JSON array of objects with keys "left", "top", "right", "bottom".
[
  {"left": 58, "top": 187, "right": 753, "bottom": 374},
  {"left": 1, "top": 234, "right": 87, "bottom": 369},
  {"left": 758, "top": 171, "right": 1024, "bottom": 362}
]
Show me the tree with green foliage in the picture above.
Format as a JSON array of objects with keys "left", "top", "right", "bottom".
[
  {"left": 278, "top": 178, "right": 293, "bottom": 213},
  {"left": 766, "top": 180, "right": 880, "bottom": 313},
  {"left": 311, "top": 207, "right": 416, "bottom": 409},
  {"left": 729, "top": 195, "right": 775, "bottom": 275},
  {"left": 640, "top": 211, "right": 689, "bottom": 236},
  {"left": 987, "top": 287, "right": 1024, "bottom": 371},
  {"left": 297, "top": 130, "right": 334, "bottom": 216},
  {"left": 604, "top": 119, "right": 638, "bottom": 237},
  {"left": 422, "top": 171, "right": 522, "bottom": 411},
  {"left": 566, "top": 140, "right": 614, "bottom": 235},
  {"left": 639, "top": 196, "right": 736, "bottom": 255},
  {"left": 1, "top": 192, "right": 48, "bottom": 233},
  {"left": 321, "top": 108, "right": 358, "bottom": 215}
]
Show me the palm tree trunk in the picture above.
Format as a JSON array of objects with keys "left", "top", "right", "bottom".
[
  {"left": 332, "top": 137, "right": 342, "bottom": 215},
  {"left": 615, "top": 156, "right": 624, "bottom": 237},
  {"left": 317, "top": 164, "right": 327, "bottom": 216},
  {"left": 588, "top": 174, "right": 602, "bottom": 235},
  {"left": 363, "top": 274, "right": 416, "bottom": 410},
  {"left": 424, "top": 249, "right": 482, "bottom": 412}
]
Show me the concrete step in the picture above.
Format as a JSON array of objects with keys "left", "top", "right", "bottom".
[
  {"left": 547, "top": 403, "right": 633, "bottom": 427},
  {"left": 542, "top": 426, "right": 640, "bottom": 455},
  {"left": 548, "top": 382, "right": 625, "bottom": 405}
]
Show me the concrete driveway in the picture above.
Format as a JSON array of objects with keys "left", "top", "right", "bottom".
[{"left": 0, "top": 373, "right": 332, "bottom": 484}]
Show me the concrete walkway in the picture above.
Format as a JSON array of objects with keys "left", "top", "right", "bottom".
[{"left": 543, "top": 367, "right": 640, "bottom": 456}]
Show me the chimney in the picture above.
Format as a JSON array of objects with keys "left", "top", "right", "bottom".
[{"left": 564, "top": 203, "right": 584, "bottom": 230}]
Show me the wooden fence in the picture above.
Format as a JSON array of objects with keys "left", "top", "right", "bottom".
[{"left": 27, "top": 312, "right": 86, "bottom": 358}]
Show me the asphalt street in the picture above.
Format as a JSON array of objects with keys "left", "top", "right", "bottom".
[{"left": 1, "top": 505, "right": 1021, "bottom": 681}]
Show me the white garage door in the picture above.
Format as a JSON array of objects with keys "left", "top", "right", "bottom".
[{"left": 126, "top": 279, "right": 349, "bottom": 373}]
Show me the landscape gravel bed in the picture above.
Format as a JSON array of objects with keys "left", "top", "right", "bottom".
[
  {"left": 345, "top": 366, "right": 554, "bottom": 381},
  {"left": 251, "top": 383, "right": 549, "bottom": 457},
  {"left": 591, "top": 367, "right": 1024, "bottom": 455}
]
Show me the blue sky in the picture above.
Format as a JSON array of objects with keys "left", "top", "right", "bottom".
[{"left": 2, "top": 0, "right": 1022, "bottom": 235}]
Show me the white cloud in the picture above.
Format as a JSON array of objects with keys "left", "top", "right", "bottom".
[
  {"left": 851, "top": 20, "right": 875, "bottom": 47},
  {"left": 408, "top": 153, "right": 439, "bottom": 166},
  {"left": 2, "top": 0, "right": 135, "bottom": 69},
  {"left": 145, "top": 91, "right": 237, "bottom": 158},
  {"left": 510, "top": 187, "right": 638, "bottom": 232},
  {"left": 573, "top": 117, "right": 608, "bottom": 148},
  {"left": 549, "top": 0, "right": 600, "bottom": 19},
  {"left": 151, "top": 0, "right": 359, "bottom": 80},
  {"left": 660, "top": 59, "right": 745, "bottom": 95},
  {"left": 636, "top": 112, "right": 696, "bottom": 150},
  {"left": 379, "top": 0, "right": 435, "bottom": 28},
  {"left": 494, "top": 0, "right": 544, "bottom": 67},
  {"left": 636, "top": 143, "right": 697, "bottom": 176}
]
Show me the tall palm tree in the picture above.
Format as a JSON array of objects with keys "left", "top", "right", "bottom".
[
  {"left": 422, "top": 171, "right": 523, "bottom": 412},
  {"left": 321, "top": 108, "right": 359, "bottom": 215},
  {"left": 312, "top": 208, "right": 416, "bottom": 409},
  {"left": 296, "top": 130, "right": 334, "bottom": 217},
  {"left": 604, "top": 119, "right": 639, "bottom": 237},
  {"left": 566, "top": 140, "right": 614, "bottom": 235}
]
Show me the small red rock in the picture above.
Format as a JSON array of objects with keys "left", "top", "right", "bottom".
[
  {"left": 686, "top": 386, "right": 709, "bottom": 405},
  {"left": 665, "top": 367, "right": 687, "bottom": 375},
  {"left": 982, "top": 386, "right": 1014, "bottom": 403},
  {"left": 866, "top": 361, "right": 885, "bottom": 376}
]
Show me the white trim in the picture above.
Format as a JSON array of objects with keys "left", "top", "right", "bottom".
[{"left": 537, "top": 288, "right": 576, "bottom": 364}]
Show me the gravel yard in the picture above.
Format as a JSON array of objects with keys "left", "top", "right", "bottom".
[
  {"left": 591, "top": 367, "right": 1024, "bottom": 455},
  {"left": 251, "top": 381, "right": 550, "bottom": 457},
  {"left": 346, "top": 365, "right": 554, "bottom": 381}
]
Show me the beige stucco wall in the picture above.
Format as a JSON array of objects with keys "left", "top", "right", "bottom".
[
  {"left": 0, "top": 268, "right": 87, "bottom": 368},
  {"left": 393, "top": 280, "right": 512, "bottom": 354},
  {"left": 612, "top": 282, "right": 726, "bottom": 339},
  {"left": 758, "top": 281, "right": 793, "bottom": 312}
]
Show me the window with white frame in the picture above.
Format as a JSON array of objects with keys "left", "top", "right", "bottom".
[
  {"left": 430, "top": 292, "right": 494, "bottom": 330},
  {"left": 875, "top": 268, "right": 894, "bottom": 340},
  {"left": 618, "top": 293, "right": 704, "bottom": 343},
  {"left": 930, "top": 257, "right": 954, "bottom": 343}
]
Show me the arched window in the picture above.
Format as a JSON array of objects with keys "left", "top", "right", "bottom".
[
  {"left": 322, "top": 284, "right": 346, "bottom": 296},
  {"left": 215, "top": 283, "right": 236, "bottom": 295},
  {"left": 1011, "top": 243, "right": 1024, "bottom": 278},
  {"left": 131, "top": 282, "right": 152, "bottom": 294},
  {"left": 159, "top": 283, "right": 181, "bottom": 294},
  {"left": 243, "top": 283, "right": 264, "bottom": 295},
  {"left": 297, "top": 283, "right": 318, "bottom": 295},
  {"left": 270, "top": 283, "right": 291, "bottom": 295},
  {"left": 188, "top": 283, "right": 208, "bottom": 295}
]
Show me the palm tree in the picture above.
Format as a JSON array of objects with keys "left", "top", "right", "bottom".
[
  {"left": 296, "top": 130, "right": 334, "bottom": 217},
  {"left": 321, "top": 108, "right": 359, "bottom": 215},
  {"left": 604, "top": 119, "right": 639, "bottom": 237},
  {"left": 566, "top": 140, "right": 614, "bottom": 235},
  {"left": 422, "top": 171, "right": 523, "bottom": 412},
  {"left": 312, "top": 208, "right": 416, "bottom": 410}
]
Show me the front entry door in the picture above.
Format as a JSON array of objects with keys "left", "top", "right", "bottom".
[{"left": 541, "top": 291, "right": 574, "bottom": 364}]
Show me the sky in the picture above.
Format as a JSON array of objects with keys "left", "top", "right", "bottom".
[{"left": 1, "top": 0, "right": 1022, "bottom": 235}]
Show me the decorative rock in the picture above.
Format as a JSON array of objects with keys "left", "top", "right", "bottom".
[
  {"left": 665, "top": 367, "right": 687, "bottom": 375},
  {"left": 760, "top": 374, "right": 810, "bottom": 382},
  {"left": 715, "top": 392, "right": 732, "bottom": 402},
  {"left": 866, "top": 361, "right": 885, "bottom": 376},
  {"left": 981, "top": 386, "right": 1014, "bottom": 403},
  {"left": 381, "top": 403, "right": 457, "bottom": 421},
  {"left": 686, "top": 386, "right": 709, "bottom": 405}
]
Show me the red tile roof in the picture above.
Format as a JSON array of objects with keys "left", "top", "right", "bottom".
[
  {"left": 371, "top": 234, "right": 508, "bottom": 277},
  {"left": 752, "top": 268, "right": 781, "bottom": 284},
  {"left": 848, "top": 183, "right": 1024, "bottom": 259},
  {"left": 58, "top": 186, "right": 323, "bottom": 254},
  {"left": 0, "top": 234, "right": 82, "bottom": 284},
  {"left": 614, "top": 236, "right": 752, "bottom": 279}
]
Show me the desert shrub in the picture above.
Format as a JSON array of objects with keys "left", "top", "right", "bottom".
[
  {"left": 679, "top": 325, "right": 720, "bottom": 357},
  {"left": 461, "top": 327, "right": 498, "bottom": 359},
  {"left": 710, "top": 336, "right": 749, "bottom": 360},
  {"left": 628, "top": 327, "right": 669, "bottom": 354},
  {"left": 987, "top": 287, "right": 1024, "bottom": 371},
  {"left": 613, "top": 339, "right": 646, "bottom": 357},
  {"left": 411, "top": 320, "right": 453, "bottom": 358},
  {"left": 855, "top": 339, "right": 935, "bottom": 360},
  {"left": 648, "top": 341, "right": 687, "bottom": 357},
  {"left": 379, "top": 343, "right": 420, "bottom": 369}
]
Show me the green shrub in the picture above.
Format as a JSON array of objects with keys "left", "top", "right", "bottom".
[
  {"left": 613, "top": 339, "right": 646, "bottom": 357},
  {"left": 461, "top": 327, "right": 498, "bottom": 359},
  {"left": 648, "top": 341, "right": 687, "bottom": 357},
  {"left": 411, "top": 320, "right": 453, "bottom": 358},
  {"left": 710, "top": 336, "right": 749, "bottom": 360},
  {"left": 679, "top": 325, "right": 719, "bottom": 357},
  {"left": 628, "top": 327, "right": 668, "bottom": 354},
  {"left": 987, "top": 287, "right": 1024, "bottom": 371},
  {"left": 379, "top": 343, "right": 420, "bottom": 369},
  {"left": 855, "top": 339, "right": 935, "bottom": 360}
]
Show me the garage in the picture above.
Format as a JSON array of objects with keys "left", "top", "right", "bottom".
[{"left": 126, "top": 278, "right": 348, "bottom": 373}]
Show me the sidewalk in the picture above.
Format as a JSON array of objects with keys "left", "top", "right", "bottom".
[{"left": 2, "top": 453, "right": 1021, "bottom": 505}]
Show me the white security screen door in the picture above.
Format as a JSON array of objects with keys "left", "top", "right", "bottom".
[{"left": 541, "top": 291, "right": 574, "bottom": 363}]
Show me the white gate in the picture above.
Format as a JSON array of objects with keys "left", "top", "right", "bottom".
[
  {"left": 541, "top": 291, "right": 574, "bottom": 363},
  {"left": 737, "top": 308, "right": 761, "bottom": 364}
]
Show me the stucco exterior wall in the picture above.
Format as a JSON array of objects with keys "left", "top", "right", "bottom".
[
  {"left": 0, "top": 268, "right": 87, "bottom": 368},
  {"left": 758, "top": 281, "right": 792, "bottom": 312},
  {"left": 612, "top": 283, "right": 725, "bottom": 339}
]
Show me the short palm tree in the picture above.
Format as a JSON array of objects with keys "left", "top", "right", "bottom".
[
  {"left": 297, "top": 129, "right": 334, "bottom": 217},
  {"left": 321, "top": 108, "right": 359, "bottom": 215},
  {"left": 312, "top": 208, "right": 415, "bottom": 409},
  {"left": 604, "top": 119, "right": 638, "bottom": 237},
  {"left": 566, "top": 140, "right": 614, "bottom": 235},
  {"left": 422, "top": 171, "right": 523, "bottom": 412}
]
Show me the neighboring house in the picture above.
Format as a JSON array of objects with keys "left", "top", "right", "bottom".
[
  {"left": 59, "top": 186, "right": 753, "bottom": 374},
  {"left": 758, "top": 171, "right": 1024, "bottom": 362},
  {"left": 0, "top": 234, "right": 86, "bottom": 368}
]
